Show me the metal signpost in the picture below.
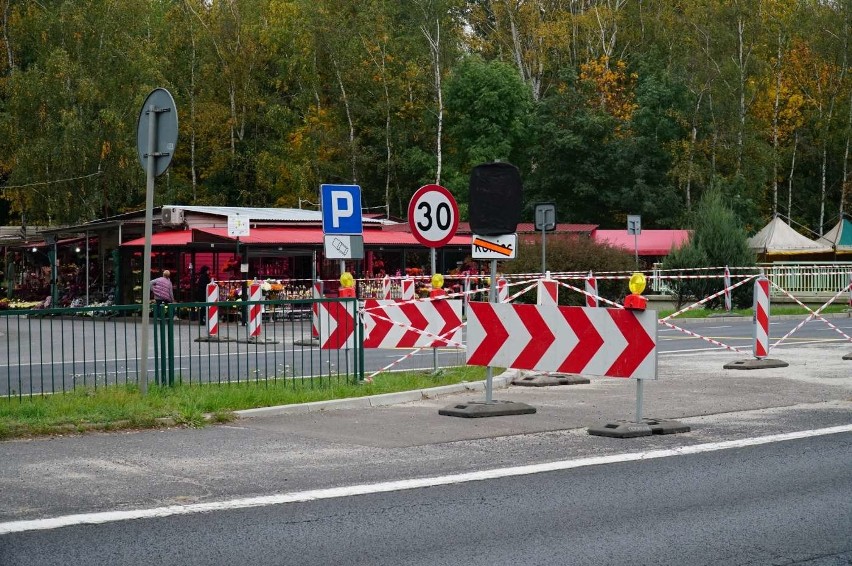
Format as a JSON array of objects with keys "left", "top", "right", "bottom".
[
  {"left": 534, "top": 202, "right": 556, "bottom": 274},
  {"left": 627, "top": 214, "right": 641, "bottom": 267},
  {"left": 136, "top": 88, "right": 178, "bottom": 395}
]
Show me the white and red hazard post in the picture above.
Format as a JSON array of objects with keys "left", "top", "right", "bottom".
[
  {"left": 206, "top": 281, "right": 219, "bottom": 338},
  {"left": 724, "top": 266, "right": 732, "bottom": 312},
  {"left": 585, "top": 271, "right": 598, "bottom": 308},
  {"left": 753, "top": 275, "right": 770, "bottom": 359},
  {"left": 247, "top": 281, "right": 263, "bottom": 340},
  {"left": 402, "top": 277, "right": 415, "bottom": 301},
  {"left": 846, "top": 270, "right": 852, "bottom": 304},
  {"left": 537, "top": 271, "right": 558, "bottom": 306},
  {"left": 497, "top": 277, "right": 508, "bottom": 303},
  {"left": 311, "top": 280, "right": 324, "bottom": 339},
  {"left": 382, "top": 275, "right": 391, "bottom": 300}
]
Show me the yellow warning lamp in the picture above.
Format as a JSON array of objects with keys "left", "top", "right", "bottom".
[
  {"left": 623, "top": 272, "right": 647, "bottom": 310},
  {"left": 339, "top": 271, "right": 356, "bottom": 298},
  {"left": 430, "top": 273, "right": 447, "bottom": 299}
]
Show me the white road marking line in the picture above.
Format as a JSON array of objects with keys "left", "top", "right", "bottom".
[{"left": 2, "top": 425, "right": 851, "bottom": 535}]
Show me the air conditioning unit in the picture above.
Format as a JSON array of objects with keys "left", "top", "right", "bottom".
[{"left": 161, "top": 207, "right": 185, "bottom": 226}]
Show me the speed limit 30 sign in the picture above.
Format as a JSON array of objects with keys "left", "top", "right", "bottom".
[{"left": 408, "top": 184, "right": 459, "bottom": 248}]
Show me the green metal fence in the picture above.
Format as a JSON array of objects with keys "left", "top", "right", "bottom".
[{"left": 0, "top": 298, "right": 364, "bottom": 400}]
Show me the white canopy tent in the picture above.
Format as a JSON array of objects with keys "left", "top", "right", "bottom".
[{"left": 747, "top": 216, "right": 833, "bottom": 256}]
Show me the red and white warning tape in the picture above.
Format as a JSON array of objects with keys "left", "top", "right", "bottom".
[
  {"left": 768, "top": 281, "right": 852, "bottom": 349},
  {"left": 659, "top": 275, "right": 757, "bottom": 322},
  {"left": 658, "top": 319, "right": 748, "bottom": 354},
  {"left": 358, "top": 309, "right": 465, "bottom": 349},
  {"left": 365, "top": 323, "right": 466, "bottom": 382}
]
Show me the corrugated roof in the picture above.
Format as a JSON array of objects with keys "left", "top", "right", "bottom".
[
  {"left": 178, "top": 205, "right": 392, "bottom": 225},
  {"left": 594, "top": 230, "right": 691, "bottom": 256}
]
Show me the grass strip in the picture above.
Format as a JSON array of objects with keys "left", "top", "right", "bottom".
[{"left": 0, "top": 366, "right": 491, "bottom": 440}]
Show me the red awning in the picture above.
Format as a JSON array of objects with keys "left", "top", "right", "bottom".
[
  {"left": 121, "top": 230, "right": 196, "bottom": 247},
  {"left": 122, "top": 227, "right": 471, "bottom": 247},
  {"left": 594, "top": 230, "right": 690, "bottom": 256}
]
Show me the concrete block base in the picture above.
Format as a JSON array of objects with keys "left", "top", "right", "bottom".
[
  {"left": 843, "top": 352, "right": 852, "bottom": 360},
  {"left": 588, "top": 418, "right": 691, "bottom": 438},
  {"left": 512, "top": 373, "right": 590, "bottom": 387},
  {"left": 438, "top": 400, "right": 537, "bottom": 418},
  {"left": 723, "top": 358, "right": 789, "bottom": 370},
  {"left": 194, "top": 336, "right": 235, "bottom": 343},
  {"left": 241, "top": 337, "right": 280, "bottom": 345}
]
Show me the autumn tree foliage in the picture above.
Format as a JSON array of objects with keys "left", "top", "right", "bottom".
[{"left": 0, "top": 0, "right": 850, "bottom": 237}]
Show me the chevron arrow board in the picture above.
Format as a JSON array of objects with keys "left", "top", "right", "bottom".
[
  {"left": 318, "top": 300, "right": 358, "bottom": 349},
  {"left": 466, "top": 302, "right": 657, "bottom": 379},
  {"left": 362, "top": 299, "right": 463, "bottom": 348}
]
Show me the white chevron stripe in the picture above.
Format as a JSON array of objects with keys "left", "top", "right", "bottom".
[{"left": 533, "top": 304, "right": 576, "bottom": 371}]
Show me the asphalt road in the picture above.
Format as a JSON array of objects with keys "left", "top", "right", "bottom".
[
  {"left": 1, "top": 312, "right": 850, "bottom": 395},
  {"left": 2, "top": 432, "right": 850, "bottom": 566}
]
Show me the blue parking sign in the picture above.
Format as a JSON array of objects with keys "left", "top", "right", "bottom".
[{"left": 321, "top": 184, "right": 363, "bottom": 235}]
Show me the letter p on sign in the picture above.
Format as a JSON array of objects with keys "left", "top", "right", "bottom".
[{"left": 321, "top": 184, "right": 363, "bottom": 235}]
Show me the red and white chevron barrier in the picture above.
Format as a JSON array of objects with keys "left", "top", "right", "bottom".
[
  {"left": 753, "top": 276, "right": 770, "bottom": 358},
  {"left": 585, "top": 271, "right": 598, "bottom": 307},
  {"left": 362, "top": 299, "right": 463, "bottom": 348},
  {"left": 206, "top": 281, "right": 219, "bottom": 337},
  {"left": 466, "top": 302, "right": 657, "bottom": 379},
  {"left": 247, "top": 282, "right": 263, "bottom": 339},
  {"left": 318, "top": 299, "right": 357, "bottom": 349}
]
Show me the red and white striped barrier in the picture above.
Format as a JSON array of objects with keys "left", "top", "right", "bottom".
[
  {"left": 724, "top": 266, "right": 732, "bottom": 312},
  {"left": 537, "top": 274, "right": 558, "bottom": 306},
  {"left": 382, "top": 275, "right": 392, "bottom": 300},
  {"left": 466, "top": 302, "right": 657, "bottom": 379},
  {"left": 585, "top": 271, "right": 598, "bottom": 308},
  {"left": 362, "top": 299, "right": 463, "bottom": 348},
  {"left": 247, "top": 282, "right": 263, "bottom": 339},
  {"left": 402, "top": 278, "right": 415, "bottom": 301},
  {"left": 753, "top": 276, "right": 770, "bottom": 359},
  {"left": 311, "top": 280, "right": 323, "bottom": 339},
  {"left": 206, "top": 281, "right": 219, "bottom": 337}
]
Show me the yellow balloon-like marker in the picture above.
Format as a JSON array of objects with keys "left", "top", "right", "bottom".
[
  {"left": 431, "top": 273, "right": 444, "bottom": 289},
  {"left": 624, "top": 272, "right": 647, "bottom": 310},
  {"left": 628, "top": 272, "right": 646, "bottom": 295},
  {"left": 340, "top": 271, "right": 354, "bottom": 288}
]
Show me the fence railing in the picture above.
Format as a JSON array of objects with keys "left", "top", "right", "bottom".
[{"left": 0, "top": 298, "right": 366, "bottom": 400}]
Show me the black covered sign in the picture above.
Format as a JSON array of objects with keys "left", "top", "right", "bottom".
[{"left": 468, "top": 162, "right": 523, "bottom": 236}]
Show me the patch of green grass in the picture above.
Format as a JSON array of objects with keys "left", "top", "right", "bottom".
[
  {"left": 0, "top": 366, "right": 492, "bottom": 440},
  {"left": 658, "top": 304, "right": 850, "bottom": 319}
]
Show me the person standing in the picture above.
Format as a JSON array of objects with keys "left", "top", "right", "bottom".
[
  {"left": 151, "top": 270, "right": 176, "bottom": 318},
  {"left": 196, "top": 266, "right": 211, "bottom": 325}
]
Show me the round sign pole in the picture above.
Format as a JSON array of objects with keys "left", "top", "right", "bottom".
[{"left": 136, "top": 88, "right": 178, "bottom": 395}]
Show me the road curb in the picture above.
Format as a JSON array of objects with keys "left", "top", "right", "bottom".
[{"left": 234, "top": 372, "right": 517, "bottom": 418}]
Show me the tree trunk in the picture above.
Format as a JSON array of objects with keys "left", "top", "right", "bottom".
[
  {"left": 334, "top": 63, "right": 357, "bottom": 184},
  {"left": 787, "top": 132, "right": 798, "bottom": 224}
]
